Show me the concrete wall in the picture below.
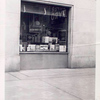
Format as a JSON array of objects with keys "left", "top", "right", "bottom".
[
  {"left": 20, "top": 53, "right": 68, "bottom": 70},
  {"left": 5, "top": 0, "right": 96, "bottom": 71},
  {"left": 43, "top": 0, "right": 96, "bottom": 68},
  {"left": 71, "top": 0, "right": 96, "bottom": 68},
  {"left": 5, "top": 0, "right": 21, "bottom": 71}
]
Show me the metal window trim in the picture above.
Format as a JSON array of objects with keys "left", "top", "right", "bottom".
[{"left": 21, "top": 0, "right": 73, "bottom": 8}]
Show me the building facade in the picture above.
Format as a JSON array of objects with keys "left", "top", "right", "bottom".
[{"left": 5, "top": 0, "right": 96, "bottom": 71}]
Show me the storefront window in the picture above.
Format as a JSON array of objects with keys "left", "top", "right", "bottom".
[{"left": 20, "top": 2, "right": 69, "bottom": 52}]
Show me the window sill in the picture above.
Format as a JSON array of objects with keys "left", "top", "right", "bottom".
[{"left": 19, "top": 51, "right": 68, "bottom": 54}]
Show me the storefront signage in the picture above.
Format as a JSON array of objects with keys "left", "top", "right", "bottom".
[
  {"left": 51, "top": 6, "right": 66, "bottom": 20},
  {"left": 21, "top": 2, "right": 67, "bottom": 18}
]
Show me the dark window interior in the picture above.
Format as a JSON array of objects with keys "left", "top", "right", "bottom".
[{"left": 20, "top": 2, "right": 69, "bottom": 52}]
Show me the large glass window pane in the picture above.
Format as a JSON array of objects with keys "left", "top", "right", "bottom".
[{"left": 20, "top": 2, "right": 69, "bottom": 52}]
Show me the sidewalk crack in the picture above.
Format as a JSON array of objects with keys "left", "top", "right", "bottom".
[{"left": 40, "top": 79, "right": 83, "bottom": 100}]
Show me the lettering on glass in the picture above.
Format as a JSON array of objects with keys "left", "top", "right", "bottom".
[
  {"left": 44, "top": 8, "right": 47, "bottom": 15},
  {"left": 51, "top": 7, "right": 66, "bottom": 20}
]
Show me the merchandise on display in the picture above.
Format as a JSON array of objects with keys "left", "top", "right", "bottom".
[
  {"left": 59, "top": 45, "right": 66, "bottom": 52},
  {"left": 55, "top": 44, "right": 59, "bottom": 51},
  {"left": 27, "top": 47, "right": 31, "bottom": 51},
  {"left": 42, "top": 36, "right": 50, "bottom": 43},
  {"left": 35, "top": 45, "right": 40, "bottom": 51},
  {"left": 40, "top": 45, "right": 48, "bottom": 51},
  {"left": 50, "top": 44, "right": 55, "bottom": 51},
  {"left": 22, "top": 46, "right": 25, "bottom": 52},
  {"left": 28, "top": 44, "right": 35, "bottom": 51}
]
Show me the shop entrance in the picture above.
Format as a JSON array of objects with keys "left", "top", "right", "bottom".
[{"left": 20, "top": 1, "right": 70, "bottom": 70}]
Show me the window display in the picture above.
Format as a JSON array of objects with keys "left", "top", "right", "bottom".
[{"left": 20, "top": 2, "right": 69, "bottom": 52}]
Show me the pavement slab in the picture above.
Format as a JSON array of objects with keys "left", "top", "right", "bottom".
[
  {"left": 9, "top": 72, "right": 29, "bottom": 80},
  {"left": 41, "top": 75, "right": 95, "bottom": 100},
  {"left": 5, "top": 73, "right": 19, "bottom": 81},
  {"left": 5, "top": 68, "right": 95, "bottom": 100},
  {"left": 19, "top": 68, "right": 95, "bottom": 78},
  {"left": 6, "top": 80, "right": 80, "bottom": 100}
]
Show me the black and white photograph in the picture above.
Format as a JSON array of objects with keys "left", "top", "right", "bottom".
[{"left": 0, "top": 0, "right": 100, "bottom": 100}]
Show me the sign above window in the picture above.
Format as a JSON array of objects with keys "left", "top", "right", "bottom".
[{"left": 21, "top": 2, "right": 67, "bottom": 17}]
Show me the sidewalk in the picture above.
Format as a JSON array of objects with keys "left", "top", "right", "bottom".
[{"left": 5, "top": 68, "right": 95, "bottom": 100}]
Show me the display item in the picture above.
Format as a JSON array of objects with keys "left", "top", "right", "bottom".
[
  {"left": 55, "top": 44, "right": 59, "bottom": 51},
  {"left": 42, "top": 36, "right": 50, "bottom": 43},
  {"left": 52, "top": 37, "right": 58, "bottom": 44},
  {"left": 29, "top": 44, "right": 36, "bottom": 51},
  {"left": 59, "top": 45, "right": 66, "bottom": 52},
  {"left": 22, "top": 46, "right": 25, "bottom": 52},
  {"left": 27, "top": 46, "right": 31, "bottom": 51},
  {"left": 31, "top": 45, "right": 36, "bottom": 51},
  {"left": 35, "top": 45, "right": 40, "bottom": 51},
  {"left": 50, "top": 44, "right": 55, "bottom": 51},
  {"left": 29, "top": 26, "right": 42, "bottom": 33},
  {"left": 40, "top": 45, "right": 48, "bottom": 51}
]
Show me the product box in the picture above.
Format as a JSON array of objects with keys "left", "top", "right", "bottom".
[
  {"left": 27, "top": 44, "right": 36, "bottom": 51},
  {"left": 49, "top": 37, "right": 52, "bottom": 43},
  {"left": 22, "top": 47, "right": 25, "bottom": 52},
  {"left": 55, "top": 44, "right": 59, "bottom": 51},
  {"left": 29, "top": 26, "right": 42, "bottom": 33},
  {"left": 31, "top": 45, "right": 36, "bottom": 51},
  {"left": 27, "top": 47, "right": 31, "bottom": 51},
  {"left": 35, "top": 45, "right": 40, "bottom": 51},
  {"left": 42, "top": 36, "right": 49, "bottom": 43},
  {"left": 50, "top": 44, "right": 55, "bottom": 51},
  {"left": 59, "top": 45, "right": 66, "bottom": 52},
  {"left": 40, "top": 45, "right": 48, "bottom": 51}
]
